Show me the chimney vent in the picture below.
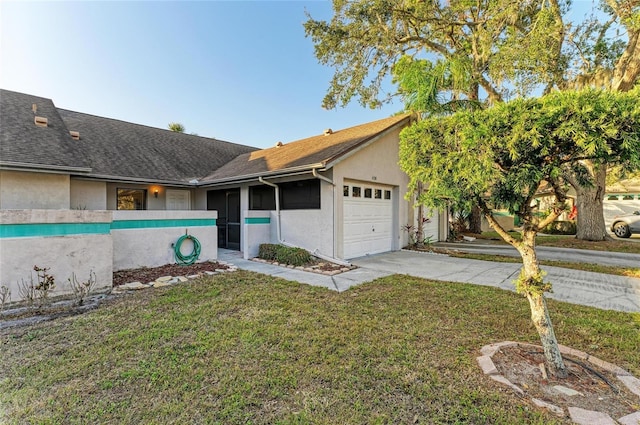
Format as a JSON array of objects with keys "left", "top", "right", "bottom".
[
  {"left": 323, "top": 128, "right": 333, "bottom": 136},
  {"left": 275, "top": 141, "right": 283, "bottom": 147},
  {"left": 32, "top": 104, "right": 38, "bottom": 114},
  {"left": 70, "top": 131, "right": 80, "bottom": 140},
  {"left": 34, "top": 116, "right": 48, "bottom": 127}
]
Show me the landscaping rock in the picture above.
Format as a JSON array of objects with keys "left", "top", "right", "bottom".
[
  {"left": 476, "top": 355, "right": 498, "bottom": 375},
  {"left": 120, "top": 281, "right": 147, "bottom": 290},
  {"left": 531, "top": 398, "right": 564, "bottom": 417},
  {"left": 618, "top": 375, "right": 640, "bottom": 397},
  {"left": 618, "top": 411, "right": 640, "bottom": 425},
  {"left": 553, "top": 385, "right": 583, "bottom": 397},
  {"left": 153, "top": 281, "right": 171, "bottom": 288},
  {"left": 176, "top": 276, "right": 188, "bottom": 282},
  {"left": 568, "top": 407, "right": 616, "bottom": 425},
  {"left": 155, "top": 276, "right": 173, "bottom": 283}
]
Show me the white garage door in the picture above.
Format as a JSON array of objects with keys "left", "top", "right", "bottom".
[{"left": 343, "top": 181, "right": 394, "bottom": 259}]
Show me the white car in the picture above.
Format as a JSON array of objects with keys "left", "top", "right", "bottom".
[{"left": 611, "top": 210, "right": 640, "bottom": 238}]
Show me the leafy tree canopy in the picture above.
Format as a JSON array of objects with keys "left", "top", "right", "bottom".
[
  {"left": 399, "top": 88, "right": 640, "bottom": 377},
  {"left": 400, "top": 88, "right": 640, "bottom": 220},
  {"left": 168, "top": 122, "right": 186, "bottom": 133}
]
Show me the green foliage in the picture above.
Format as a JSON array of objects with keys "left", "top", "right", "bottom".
[
  {"left": 514, "top": 269, "right": 552, "bottom": 296},
  {"left": 257, "top": 244, "right": 279, "bottom": 261},
  {"left": 167, "top": 122, "right": 185, "bottom": 133},
  {"left": 258, "top": 244, "right": 312, "bottom": 267},
  {"left": 305, "top": 0, "right": 573, "bottom": 109},
  {"left": 542, "top": 221, "right": 577, "bottom": 235},
  {"left": 400, "top": 88, "right": 640, "bottom": 219},
  {"left": 2, "top": 271, "right": 637, "bottom": 423}
]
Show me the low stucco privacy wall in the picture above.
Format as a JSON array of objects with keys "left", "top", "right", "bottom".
[
  {"left": 0, "top": 209, "right": 113, "bottom": 300},
  {"left": 243, "top": 211, "right": 272, "bottom": 259},
  {"left": 111, "top": 210, "right": 217, "bottom": 270},
  {"left": 0, "top": 209, "right": 218, "bottom": 303}
]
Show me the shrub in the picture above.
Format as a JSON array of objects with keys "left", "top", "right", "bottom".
[
  {"left": 258, "top": 244, "right": 280, "bottom": 262},
  {"left": 68, "top": 270, "right": 97, "bottom": 306},
  {"left": 0, "top": 285, "right": 10, "bottom": 312},
  {"left": 542, "top": 221, "right": 577, "bottom": 235},
  {"left": 258, "top": 244, "right": 312, "bottom": 267}
]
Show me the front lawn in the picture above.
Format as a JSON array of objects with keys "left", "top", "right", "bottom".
[{"left": 1, "top": 271, "right": 638, "bottom": 424}]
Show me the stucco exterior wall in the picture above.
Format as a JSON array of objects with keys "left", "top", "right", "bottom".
[
  {"left": 111, "top": 210, "right": 218, "bottom": 270},
  {"left": 331, "top": 126, "right": 414, "bottom": 258},
  {"left": 70, "top": 179, "right": 107, "bottom": 210},
  {"left": 276, "top": 179, "right": 335, "bottom": 257},
  {"left": 0, "top": 170, "right": 70, "bottom": 209},
  {"left": 0, "top": 209, "right": 113, "bottom": 302},
  {"left": 243, "top": 211, "right": 272, "bottom": 259},
  {"left": 107, "top": 183, "right": 194, "bottom": 211}
]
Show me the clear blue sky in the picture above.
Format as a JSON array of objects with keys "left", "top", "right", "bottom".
[{"left": 1, "top": 1, "right": 598, "bottom": 149}]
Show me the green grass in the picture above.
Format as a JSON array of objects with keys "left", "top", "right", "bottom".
[
  {"left": 477, "top": 231, "right": 640, "bottom": 254},
  {"left": 1, "top": 271, "right": 639, "bottom": 424},
  {"left": 445, "top": 251, "right": 640, "bottom": 278}
]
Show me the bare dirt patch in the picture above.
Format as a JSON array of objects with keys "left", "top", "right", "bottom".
[{"left": 491, "top": 344, "right": 639, "bottom": 419}]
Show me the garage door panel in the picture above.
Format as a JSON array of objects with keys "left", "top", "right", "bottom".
[{"left": 343, "top": 181, "right": 393, "bottom": 259}]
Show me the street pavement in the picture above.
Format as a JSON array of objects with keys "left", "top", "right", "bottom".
[
  {"left": 434, "top": 241, "right": 640, "bottom": 268},
  {"left": 219, "top": 248, "right": 640, "bottom": 313}
]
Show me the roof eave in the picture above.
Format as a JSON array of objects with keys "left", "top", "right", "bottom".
[
  {"left": 198, "top": 163, "right": 327, "bottom": 187},
  {"left": 0, "top": 161, "right": 92, "bottom": 175},
  {"left": 72, "top": 173, "right": 197, "bottom": 187}
]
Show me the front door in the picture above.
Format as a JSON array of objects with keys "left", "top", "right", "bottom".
[{"left": 207, "top": 188, "right": 241, "bottom": 250}]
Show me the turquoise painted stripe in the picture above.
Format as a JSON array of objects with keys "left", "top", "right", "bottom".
[
  {"left": 111, "top": 218, "right": 216, "bottom": 230},
  {"left": 245, "top": 217, "right": 270, "bottom": 224},
  {"left": 0, "top": 222, "right": 111, "bottom": 238}
]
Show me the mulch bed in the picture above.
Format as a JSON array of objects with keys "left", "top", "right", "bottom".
[
  {"left": 492, "top": 344, "right": 638, "bottom": 420},
  {"left": 112, "top": 261, "right": 228, "bottom": 287}
]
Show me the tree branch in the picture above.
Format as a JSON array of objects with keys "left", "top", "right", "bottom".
[{"left": 477, "top": 198, "right": 519, "bottom": 246}]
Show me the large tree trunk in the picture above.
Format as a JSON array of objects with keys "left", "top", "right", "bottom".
[
  {"left": 416, "top": 182, "right": 424, "bottom": 249},
  {"left": 573, "top": 163, "right": 609, "bottom": 241},
  {"left": 517, "top": 230, "right": 568, "bottom": 378},
  {"left": 469, "top": 205, "right": 483, "bottom": 234}
]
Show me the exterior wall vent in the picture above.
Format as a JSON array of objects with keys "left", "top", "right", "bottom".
[
  {"left": 34, "top": 116, "right": 48, "bottom": 127},
  {"left": 324, "top": 128, "right": 333, "bottom": 136},
  {"left": 70, "top": 131, "right": 80, "bottom": 140}
]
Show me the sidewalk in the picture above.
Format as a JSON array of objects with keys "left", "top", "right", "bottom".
[{"left": 220, "top": 249, "right": 640, "bottom": 313}]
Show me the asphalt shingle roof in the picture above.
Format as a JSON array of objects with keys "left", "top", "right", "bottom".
[
  {"left": 57, "top": 109, "right": 257, "bottom": 183},
  {"left": 1, "top": 89, "right": 90, "bottom": 171},
  {"left": 2, "top": 89, "right": 409, "bottom": 186},
  {"left": 201, "top": 114, "right": 412, "bottom": 183}
]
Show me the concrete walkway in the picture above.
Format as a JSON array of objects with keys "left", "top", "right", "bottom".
[{"left": 219, "top": 249, "right": 640, "bottom": 313}]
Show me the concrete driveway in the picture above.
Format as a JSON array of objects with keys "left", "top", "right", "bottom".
[
  {"left": 221, "top": 249, "right": 640, "bottom": 313},
  {"left": 351, "top": 250, "right": 640, "bottom": 313}
]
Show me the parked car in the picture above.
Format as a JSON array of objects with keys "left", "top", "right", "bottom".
[{"left": 610, "top": 210, "right": 640, "bottom": 238}]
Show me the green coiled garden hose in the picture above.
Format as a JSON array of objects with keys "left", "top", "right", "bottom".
[{"left": 174, "top": 234, "right": 201, "bottom": 265}]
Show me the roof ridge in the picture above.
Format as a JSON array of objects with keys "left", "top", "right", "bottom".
[
  {"left": 56, "top": 107, "right": 256, "bottom": 150},
  {"left": 265, "top": 113, "right": 411, "bottom": 150}
]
